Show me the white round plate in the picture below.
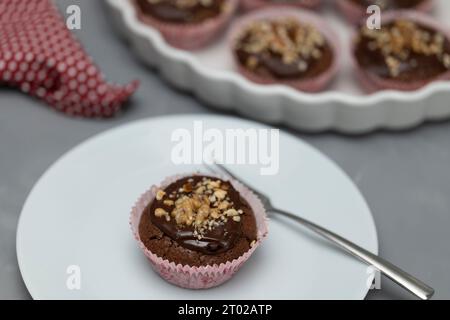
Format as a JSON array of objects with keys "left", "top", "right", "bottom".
[
  {"left": 17, "top": 115, "right": 378, "bottom": 299},
  {"left": 105, "top": 0, "right": 450, "bottom": 133}
]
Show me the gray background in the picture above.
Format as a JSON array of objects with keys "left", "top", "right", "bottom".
[{"left": 1, "top": 0, "right": 449, "bottom": 300}]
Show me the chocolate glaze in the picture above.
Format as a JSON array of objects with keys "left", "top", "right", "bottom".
[
  {"left": 135, "top": 0, "right": 224, "bottom": 24},
  {"left": 235, "top": 23, "right": 334, "bottom": 80},
  {"left": 355, "top": 23, "right": 450, "bottom": 81},
  {"left": 148, "top": 176, "right": 252, "bottom": 255},
  {"left": 236, "top": 45, "right": 334, "bottom": 79},
  {"left": 349, "top": 0, "right": 425, "bottom": 10}
]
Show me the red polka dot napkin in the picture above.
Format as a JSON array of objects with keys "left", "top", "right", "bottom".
[{"left": 0, "top": 0, "right": 139, "bottom": 117}]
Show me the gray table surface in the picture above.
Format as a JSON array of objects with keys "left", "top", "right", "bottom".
[{"left": 1, "top": 0, "right": 449, "bottom": 300}]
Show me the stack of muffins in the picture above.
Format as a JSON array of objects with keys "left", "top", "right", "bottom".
[{"left": 132, "top": 0, "right": 450, "bottom": 93}]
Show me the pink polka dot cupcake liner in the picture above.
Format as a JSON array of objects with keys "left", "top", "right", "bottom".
[
  {"left": 351, "top": 10, "right": 450, "bottom": 93},
  {"left": 240, "top": 0, "right": 322, "bottom": 11},
  {"left": 337, "top": 0, "right": 434, "bottom": 25},
  {"left": 130, "top": 173, "right": 269, "bottom": 290},
  {"left": 229, "top": 7, "right": 340, "bottom": 93},
  {"left": 132, "top": 0, "right": 239, "bottom": 50}
]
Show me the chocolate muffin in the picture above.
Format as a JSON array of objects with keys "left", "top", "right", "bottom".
[
  {"left": 348, "top": 0, "right": 428, "bottom": 10},
  {"left": 138, "top": 176, "right": 258, "bottom": 267},
  {"left": 135, "top": 0, "right": 225, "bottom": 24},
  {"left": 132, "top": 0, "right": 238, "bottom": 50},
  {"left": 241, "top": 0, "right": 322, "bottom": 11},
  {"left": 337, "top": 0, "right": 434, "bottom": 24},
  {"left": 234, "top": 18, "right": 333, "bottom": 80},
  {"left": 353, "top": 16, "right": 450, "bottom": 91},
  {"left": 230, "top": 9, "right": 339, "bottom": 92}
]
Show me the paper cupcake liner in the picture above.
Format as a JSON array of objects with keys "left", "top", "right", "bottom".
[
  {"left": 130, "top": 173, "right": 269, "bottom": 289},
  {"left": 132, "top": 0, "right": 238, "bottom": 50},
  {"left": 228, "top": 7, "right": 340, "bottom": 92},
  {"left": 336, "top": 0, "right": 434, "bottom": 25},
  {"left": 240, "top": 0, "right": 322, "bottom": 11},
  {"left": 351, "top": 10, "right": 450, "bottom": 93}
]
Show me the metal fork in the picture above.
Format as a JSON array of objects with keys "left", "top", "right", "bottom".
[{"left": 205, "top": 163, "right": 435, "bottom": 300}]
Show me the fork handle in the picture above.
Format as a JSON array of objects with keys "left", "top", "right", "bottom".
[{"left": 271, "top": 208, "right": 435, "bottom": 300}]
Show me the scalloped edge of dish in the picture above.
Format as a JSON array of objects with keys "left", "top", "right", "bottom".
[{"left": 105, "top": 0, "right": 450, "bottom": 133}]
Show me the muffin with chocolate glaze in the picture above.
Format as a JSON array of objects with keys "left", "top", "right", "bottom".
[
  {"left": 230, "top": 8, "right": 339, "bottom": 92},
  {"left": 337, "top": 0, "right": 434, "bottom": 24},
  {"left": 241, "top": 0, "right": 322, "bottom": 12},
  {"left": 132, "top": 0, "right": 238, "bottom": 50},
  {"left": 352, "top": 11, "right": 450, "bottom": 92},
  {"left": 130, "top": 174, "right": 268, "bottom": 289}
]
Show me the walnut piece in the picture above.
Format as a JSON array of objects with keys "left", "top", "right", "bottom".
[
  {"left": 156, "top": 190, "right": 166, "bottom": 201},
  {"left": 153, "top": 177, "right": 246, "bottom": 241}
]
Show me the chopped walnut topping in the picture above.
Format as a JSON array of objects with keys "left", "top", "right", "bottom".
[
  {"left": 444, "top": 54, "right": 450, "bottom": 68},
  {"left": 218, "top": 200, "right": 230, "bottom": 210},
  {"left": 154, "top": 208, "right": 167, "bottom": 217},
  {"left": 154, "top": 208, "right": 170, "bottom": 221},
  {"left": 195, "top": 186, "right": 205, "bottom": 194},
  {"left": 359, "top": 20, "right": 450, "bottom": 77},
  {"left": 153, "top": 177, "right": 245, "bottom": 241},
  {"left": 214, "top": 189, "right": 227, "bottom": 200},
  {"left": 386, "top": 56, "right": 400, "bottom": 77},
  {"left": 146, "top": 0, "right": 215, "bottom": 8},
  {"left": 156, "top": 189, "right": 166, "bottom": 201},
  {"left": 163, "top": 199, "right": 174, "bottom": 206},
  {"left": 210, "top": 209, "right": 220, "bottom": 219},
  {"left": 225, "top": 208, "right": 238, "bottom": 217},
  {"left": 236, "top": 17, "right": 326, "bottom": 70},
  {"left": 182, "top": 183, "right": 193, "bottom": 193}
]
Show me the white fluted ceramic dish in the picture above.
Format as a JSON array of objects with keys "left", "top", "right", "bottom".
[{"left": 105, "top": 0, "right": 450, "bottom": 133}]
